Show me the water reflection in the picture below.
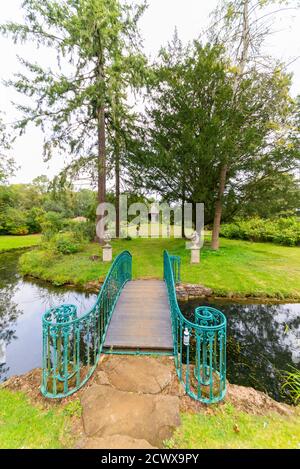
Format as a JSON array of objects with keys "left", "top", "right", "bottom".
[
  {"left": 0, "top": 251, "right": 96, "bottom": 381},
  {"left": 179, "top": 299, "right": 300, "bottom": 403}
]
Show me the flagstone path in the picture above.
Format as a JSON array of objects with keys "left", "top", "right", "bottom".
[{"left": 77, "top": 355, "right": 183, "bottom": 449}]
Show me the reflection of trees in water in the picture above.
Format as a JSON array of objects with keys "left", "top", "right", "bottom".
[
  {"left": 0, "top": 251, "right": 97, "bottom": 383},
  {"left": 0, "top": 252, "right": 23, "bottom": 381},
  {"left": 26, "top": 281, "right": 96, "bottom": 317},
  {"left": 179, "top": 300, "right": 300, "bottom": 403}
]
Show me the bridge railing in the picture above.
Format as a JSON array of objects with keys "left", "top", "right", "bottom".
[
  {"left": 41, "top": 251, "right": 132, "bottom": 398},
  {"left": 169, "top": 254, "right": 181, "bottom": 284},
  {"left": 164, "top": 250, "right": 227, "bottom": 404}
]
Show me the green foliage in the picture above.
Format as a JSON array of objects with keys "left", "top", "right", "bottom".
[
  {"left": 65, "top": 219, "right": 95, "bottom": 242},
  {"left": 282, "top": 367, "right": 300, "bottom": 405},
  {"left": 1, "top": 0, "right": 147, "bottom": 189},
  {"left": 231, "top": 173, "right": 300, "bottom": 220},
  {"left": 129, "top": 34, "right": 299, "bottom": 226},
  {"left": 0, "top": 389, "right": 75, "bottom": 449},
  {"left": 40, "top": 216, "right": 92, "bottom": 255},
  {"left": 40, "top": 211, "right": 67, "bottom": 240},
  {"left": 165, "top": 403, "right": 300, "bottom": 449},
  {"left": 48, "top": 232, "right": 86, "bottom": 256},
  {"left": 25, "top": 207, "right": 45, "bottom": 233},
  {"left": 72, "top": 189, "right": 97, "bottom": 218},
  {"left": 220, "top": 217, "right": 300, "bottom": 246},
  {"left": 0, "top": 207, "right": 29, "bottom": 235},
  {"left": 0, "top": 179, "right": 98, "bottom": 236}
]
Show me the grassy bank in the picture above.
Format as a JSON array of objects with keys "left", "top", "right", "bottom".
[
  {"left": 0, "top": 234, "right": 41, "bottom": 252},
  {"left": 1, "top": 388, "right": 299, "bottom": 449},
  {"left": 166, "top": 404, "right": 300, "bottom": 449},
  {"left": 0, "top": 389, "right": 79, "bottom": 449},
  {"left": 19, "top": 236, "right": 300, "bottom": 299}
]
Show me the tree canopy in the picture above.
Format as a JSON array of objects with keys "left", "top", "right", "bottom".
[
  {"left": 127, "top": 35, "right": 299, "bottom": 228},
  {"left": 1, "top": 0, "right": 299, "bottom": 244}
]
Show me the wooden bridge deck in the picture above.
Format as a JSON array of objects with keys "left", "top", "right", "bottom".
[{"left": 104, "top": 280, "right": 173, "bottom": 352}]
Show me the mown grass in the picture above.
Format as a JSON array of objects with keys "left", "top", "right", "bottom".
[
  {"left": 166, "top": 404, "right": 300, "bottom": 449},
  {"left": 0, "top": 389, "right": 78, "bottom": 449},
  {"left": 19, "top": 236, "right": 300, "bottom": 299},
  {"left": 0, "top": 234, "right": 41, "bottom": 252}
]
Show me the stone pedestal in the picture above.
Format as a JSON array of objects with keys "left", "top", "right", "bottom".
[
  {"left": 191, "top": 247, "right": 200, "bottom": 264},
  {"left": 103, "top": 245, "right": 112, "bottom": 262}
]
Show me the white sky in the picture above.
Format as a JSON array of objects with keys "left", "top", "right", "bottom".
[{"left": 0, "top": 0, "right": 299, "bottom": 184}]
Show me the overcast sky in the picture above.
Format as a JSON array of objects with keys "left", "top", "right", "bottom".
[{"left": 0, "top": 0, "right": 299, "bottom": 184}]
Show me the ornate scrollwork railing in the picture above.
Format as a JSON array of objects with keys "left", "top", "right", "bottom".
[
  {"left": 164, "top": 250, "right": 227, "bottom": 404},
  {"left": 41, "top": 251, "right": 132, "bottom": 398}
]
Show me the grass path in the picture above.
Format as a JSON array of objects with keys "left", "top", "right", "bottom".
[
  {"left": 19, "top": 236, "right": 300, "bottom": 299},
  {"left": 0, "top": 234, "right": 41, "bottom": 252}
]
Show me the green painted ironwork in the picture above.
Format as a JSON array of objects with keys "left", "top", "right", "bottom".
[
  {"left": 169, "top": 255, "right": 181, "bottom": 284},
  {"left": 164, "top": 250, "right": 227, "bottom": 404},
  {"left": 41, "top": 251, "right": 132, "bottom": 398}
]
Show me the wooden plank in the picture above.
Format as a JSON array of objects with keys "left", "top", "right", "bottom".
[{"left": 104, "top": 280, "right": 173, "bottom": 351}]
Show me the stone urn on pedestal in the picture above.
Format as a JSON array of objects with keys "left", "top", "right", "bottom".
[{"left": 102, "top": 233, "right": 112, "bottom": 262}]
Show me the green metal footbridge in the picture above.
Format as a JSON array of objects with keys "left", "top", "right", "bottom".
[{"left": 41, "top": 251, "right": 226, "bottom": 403}]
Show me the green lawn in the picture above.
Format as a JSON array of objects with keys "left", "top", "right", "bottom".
[
  {"left": 19, "top": 236, "right": 300, "bottom": 299},
  {"left": 166, "top": 404, "right": 300, "bottom": 449},
  {"left": 0, "top": 389, "right": 78, "bottom": 449},
  {"left": 0, "top": 234, "right": 41, "bottom": 252}
]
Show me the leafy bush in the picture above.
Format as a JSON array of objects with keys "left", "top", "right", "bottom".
[
  {"left": 65, "top": 219, "right": 95, "bottom": 242},
  {"left": 25, "top": 207, "right": 45, "bottom": 233},
  {"left": 0, "top": 207, "right": 29, "bottom": 235},
  {"left": 40, "top": 211, "right": 67, "bottom": 240},
  {"left": 220, "top": 217, "right": 300, "bottom": 246},
  {"left": 48, "top": 232, "right": 85, "bottom": 255}
]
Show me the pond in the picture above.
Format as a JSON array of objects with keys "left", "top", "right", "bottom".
[
  {"left": 179, "top": 298, "right": 300, "bottom": 404},
  {"left": 0, "top": 250, "right": 96, "bottom": 382},
  {"left": 0, "top": 249, "right": 299, "bottom": 404}
]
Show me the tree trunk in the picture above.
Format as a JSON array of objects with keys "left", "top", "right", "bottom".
[
  {"left": 96, "top": 104, "right": 106, "bottom": 244},
  {"left": 211, "top": 1, "right": 249, "bottom": 251},
  {"left": 181, "top": 186, "right": 186, "bottom": 239},
  {"left": 115, "top": 143, "right": 120, "bottom": 238},
  {"left": 211, "top": 164, "right": 227, "bottom": 250}
]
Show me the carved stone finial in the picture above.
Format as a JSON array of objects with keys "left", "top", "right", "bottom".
[{"left": 104, "top": 232, "right": 111, "bottom": 247}]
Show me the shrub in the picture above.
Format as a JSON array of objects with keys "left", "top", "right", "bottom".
[
  {"left": 220, "top": 217, "right": 300, "bottom": 246},
  {"left": 65, "top": 219, "right": 95, "bottom": 242},
  {"left": 0, "top": 207, "right": 29, "bottom": 235},
  {"left": 26, "top": 207, "right": 45, "bottom": 233},
  {"left": 49, "top": 232, "right": 85, "bottom": 255},
  {"left": 40, "top": 211, "right": 67, "bottom": 241}
]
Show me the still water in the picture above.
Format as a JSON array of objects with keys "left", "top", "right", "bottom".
[
  {"left": 0, "top": 250, "right": 299, "bottom": 403},
  {"left": 179, "top": 299, "right": 300, "bottom": 403},
  {"left": 0, "top": 250, "right": 96, "bottom": 382}
]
